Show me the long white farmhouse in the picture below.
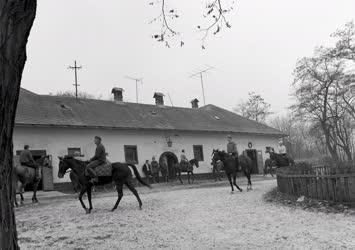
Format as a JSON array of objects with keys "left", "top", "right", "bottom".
[{"left": 14, "top": 88, "right": 283, "bottom": 191}]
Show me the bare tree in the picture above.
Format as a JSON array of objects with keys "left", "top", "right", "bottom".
[
  {"left": 234, "top": 92, "right": 273, "bottom": 123},
  {"left": 292, "top": 44, "right": 355, "bottom": 163},
  {"left": 0, "top": 1, "right": 37, "bottom": 249},
  {"left": 150, "top": 0, "right": 235, "bottom": 48}
]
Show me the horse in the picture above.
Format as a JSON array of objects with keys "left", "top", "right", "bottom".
[
  {"left": 211, "top": 149, "right": 242, "bottom": 192},
  {"left": 239, "top": 153, "right": 253, "bottom": 190},
  {"left": 174, "top": 159, "right": 199, "bottom": 184},
  {"left": 13, "top": 155, "right": 51, "bottom": 206},
  {"left": 265, "top": 147, "right": 295, "bottom": 168},
  {"left": 211, "top": 160, "right": 223, "bottom": 181},
  {"left": 57, "top": 156, "right": 150, "bottom": 214},
  {"left": 264, "top": 158, "right": 276, "bottom": 177}
]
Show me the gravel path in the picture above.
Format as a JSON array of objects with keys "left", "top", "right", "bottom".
[{"left": 16, "top": 179, "right": 355, "bottom": 249}]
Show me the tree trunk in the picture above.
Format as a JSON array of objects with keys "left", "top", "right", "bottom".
[{"left": 0, "top": 1, "right": 37, "bottom": 249}]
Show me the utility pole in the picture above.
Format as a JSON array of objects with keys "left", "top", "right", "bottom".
[
  {"left": 68, "top": 60, "right": 82, "bottom": 99},
  {"left": 189, "top": 66, "right": 214, "bottom": 106},
  {"left": 125, "top": 76, "right": 143, "bottom": 103}
]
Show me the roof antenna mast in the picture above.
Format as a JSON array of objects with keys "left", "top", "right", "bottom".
[
  {"left": 125, "top": 76, "right": 143, "bottom": 103},
  {"left": 68, "top": 60, "right": 82, "bottom": 99},
  {"left": 189, "top": 65, "right": 214, "bottom": 106}
]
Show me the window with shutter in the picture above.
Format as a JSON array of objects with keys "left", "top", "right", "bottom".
[
  {"left": 193, "top": 145, "right": 204, "bottom": 161},
  {"left": 124, "top": 145, "right": 138, "bottom": 164},
  {"left": 68, "top": 147, "right": 81, "bottom": 156}
]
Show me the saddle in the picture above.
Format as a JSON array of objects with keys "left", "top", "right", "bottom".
[{"left": 85, "top": 160, "right": 112, "bottom": 177}]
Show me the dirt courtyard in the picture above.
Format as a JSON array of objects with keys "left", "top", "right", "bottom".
[{"left": 16, "top": 179, "right": 355, "bottom": 249}]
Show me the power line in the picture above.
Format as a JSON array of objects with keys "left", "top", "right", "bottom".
[
  {"left": 68, "top": 60, "right": 82, "bottom": 99},
  {"left": 125, "top": 76, "right": 143, "bottom": 103},
  {"left": 189, "top": 65, "right": 214, "bottom": 106}
]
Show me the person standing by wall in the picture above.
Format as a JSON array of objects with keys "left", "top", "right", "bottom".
[
  {"left": 160, "top": 156, "right": 168, "bottom": 182},
  {"left": 142, "top": 160, "right": 152, "bottom": 185},
  {"left": 151, "top": 157, "right": 160, "bottom": 183}
]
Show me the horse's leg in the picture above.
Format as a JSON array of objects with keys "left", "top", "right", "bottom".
[
  {"left": 111, "top": 182, "right": 124, "bottom": 212},
  {"left": 187, "top": 172, "right": 191, "bottom": 184},
  {"left": 248, "top": 172, "right": 252, "bottom": 190},
  {"left": 87, "top": 186, "right": 93, "bottom": 212},
  {"left": 14, "top": 193, "right": 18, "bottom": 208},
  {"left": 227, "top": 174, "right": 234, "bottom": 192},
  {"left": 18, "top": 182, "right": 24, "bottom": 205},
  {"left": 32, "top": 179, "right": 40, "bottom": 203},
  {"left": 233, "top": 173, "right": 242, "bottom": 192},
  {"left": 125, "top": 179, "right": 143, "bottom": 209},
  {"left": 191, "top": 171, "right": 195, "bottom": 183},
  {"left": 78, "top": 187, "right": 89, "bottom": 213},
  {"left": 178, "top": 171, "right": 183, "bottom": 184}
]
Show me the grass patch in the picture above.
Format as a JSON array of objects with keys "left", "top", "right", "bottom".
[{"left": 263, "top": 187, "right": 355, "bottom": 215}]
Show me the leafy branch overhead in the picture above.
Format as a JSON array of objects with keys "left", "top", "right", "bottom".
[{"left": 149, "top": 0, "right": 235, "bottom": 48}]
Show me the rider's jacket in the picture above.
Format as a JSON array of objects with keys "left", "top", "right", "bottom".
[
  {"left": 20, "top": 149, "right": 35, "bottom": 164},
  {"left": 90, "top": 143, "right": 106, "bottom": 162},
  {"left": 227, "top": 141, "right": 238, "bottom": 155},
  {"left": 180, "top": 153, "right": 188, "bottom": 162},
  {"left": 277, "top": 145, "right": 287, "bottom": 154}
]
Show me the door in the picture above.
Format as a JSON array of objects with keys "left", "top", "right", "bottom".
[{"left": 257, "top": 150, "right": 264, "bottom": 174}]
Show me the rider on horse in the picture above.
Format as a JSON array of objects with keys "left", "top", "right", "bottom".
[
  {"left": 180, "top": 149, "right": 192, "bottom": 172},
  {"left": 277, "top": 139, "right": 287, "bottom": 156},
  {"left": 227, "top": 135, "right": 238, "bottom": 157},
  {"left": 226, "top": 135, "right": 240, "bottom": 170},
  {"left": 180, "top": 149, "right": 188, "bottom": 163},
  {"left": 87, "top": 136, "right": 106, "bottom": 183},
  {"left": 19, "top": 145, "right": 40, "bottom": 180}
]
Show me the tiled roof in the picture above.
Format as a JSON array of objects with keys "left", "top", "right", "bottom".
[{"left": 15, "top": 88, "right": 283, "bottom": 136}]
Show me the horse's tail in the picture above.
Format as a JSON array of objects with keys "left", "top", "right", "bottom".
[{"left": 127, "top": 164, "right": 151, "bottom": 188}]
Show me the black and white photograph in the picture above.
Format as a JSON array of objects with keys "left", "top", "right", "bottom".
[{"left": 1, "top": 0, "right": 355, "bottom": 249}]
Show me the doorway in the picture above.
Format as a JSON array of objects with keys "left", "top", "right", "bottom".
[
  {"left": 245, "top": 149, "right": 259, "bottom": 174},
  {"left": 159, "top": 152, "right": 178, "bottom": 179}
]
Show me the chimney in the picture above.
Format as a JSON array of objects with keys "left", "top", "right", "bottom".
[
  {"left": 111, "top": 87, "right": 124, "bottom": 102},
  {"left": 153, "top": 92, "right": 165, "bottom": 106},
  {"left": 191, "top": 98, "right": 199, "bottom": 109}
]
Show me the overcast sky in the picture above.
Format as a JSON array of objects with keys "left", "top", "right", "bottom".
[{"left": 21, "top": 0, "right": 355, "bottom": 115}]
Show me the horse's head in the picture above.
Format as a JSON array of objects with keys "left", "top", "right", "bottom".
[
  {"left": 211, "top": 149, "right": 221, "bottom": 163},
  {"left": 193, "top": 159, "right": 199, "bottom": 168},
  {"left": 57, "top": 156, "right": 72, "bottom": 179}
]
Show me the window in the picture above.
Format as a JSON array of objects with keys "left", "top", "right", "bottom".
[
  {"left": 193, "top": 145, "right": 204, "bottom": 161},
  {"left": 68, "top": 147, "right": 81, "bottom": 156},
  {"left": 124, "top": 145, "right": 138, "bottom": 164}
]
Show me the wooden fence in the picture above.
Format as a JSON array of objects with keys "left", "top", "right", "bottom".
[{"left": 276, "top": 164, "right": 355, "bottom": 204}]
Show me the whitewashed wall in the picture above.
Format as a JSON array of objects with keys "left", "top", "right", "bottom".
[{"left": 13, "top": 126, "right": 279, "bottom": 184}]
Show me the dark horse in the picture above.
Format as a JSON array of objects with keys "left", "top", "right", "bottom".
[
  {"left": 263, "top": 158, "right": 276, "bottom": 177},
  {"left": 239, "top": 153, "right": 253, "bottom": 190},
  {"left": 57, "top": 156, "right": 150, "bottom": 214},
  {"left": 13, "top": 155, "right": 51, "bottom": 206},
  {"left": 265, "top": 147, "right": 294, "bottom": 168},
  {"left": 212, "top": 150, "right": 243, "bottom": 192},
  {"left": 174, "top": 159, "right": 199, "bottom": 184}
]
